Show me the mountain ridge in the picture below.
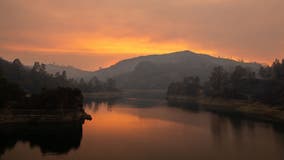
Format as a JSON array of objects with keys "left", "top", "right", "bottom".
[
  {"left": 93, "top": 50, "right": 260, "bottom": 79},
  {"left": 44, "top": 50, "right": 262, "bottom": 89},
  {"left": 44, "top": 64, "right": 94, "bottom": 81}
]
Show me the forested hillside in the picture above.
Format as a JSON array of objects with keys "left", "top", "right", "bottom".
[{"left": 0, "top": 58, "right": 118, "bottom": 94}]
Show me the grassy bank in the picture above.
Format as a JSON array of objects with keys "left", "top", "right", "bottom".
[{"left": 167, "top": 95, "right": 284, "bottom": 123}]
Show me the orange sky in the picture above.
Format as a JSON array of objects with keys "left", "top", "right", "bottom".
[{"left": 0, "top": 0, "right": 284, "bottom": 70}]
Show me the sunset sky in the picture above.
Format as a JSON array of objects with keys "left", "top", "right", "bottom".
[{"left": 0, "top": 0, "right": 283, "bottom": 70}]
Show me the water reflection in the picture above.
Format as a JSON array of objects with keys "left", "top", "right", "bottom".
[
  {"left": 84, "top": 96, "right": 119, "bottom": 108},
  {"left": 0, "top": 122, "right": 83, "bottom": 158},
  {"left": 2, "top": 97, "right": 284, "bottom": 160},
  {"left": 82, "top": 102, "right": 284, "bottom": 160},
  {"left": 166, "top": 98, "right": 284, "bottom": 153}
]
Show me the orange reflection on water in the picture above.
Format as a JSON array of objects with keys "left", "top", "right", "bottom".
[{"left": 84, "top": 104, "right": 190, "bottom": 137}]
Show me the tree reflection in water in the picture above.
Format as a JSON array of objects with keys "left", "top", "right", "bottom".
[
  {"left": 0, "top": 122, "right": 83, "bottom": 157},
  {"left": 84, "top": 97, "right": 119, "bottom": 113}
]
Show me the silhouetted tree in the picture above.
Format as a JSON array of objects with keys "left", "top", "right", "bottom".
[
  {"left": 40, "top": 64, "right": 46, "bottom": 74},
  {"left": 0, "top": 58, "right": 120, "bottom": 110},
  {"left": 62, "top": 70, "right": 67, "bottom": 80},
  {"left": 0, "top": 66, "right": 25, "bottom": 107},
  {"left": 259, "top": 66, "right": 272, "bottom": 79},
  {"left": 13, "top": 58, "right": 23, "bottom": 68},
  {"left": 167, "top": 76, "right": 200, "bottom": 97},
  {"left": 205, "top": 66, "right": 229, "bottom": 97},
  {"left": 168, "top": 59, "right": 284, "bottom": 106},
  {"left": 106, "top": 78, "right": 116, "bottom": 91},
  {"left": 271, "top": 59, "right": 284, "bottom": 80},
  {"left": 228, "top": 66, "right": 256, "bottom": 98},
  {"left": 32, "top": 62, "right": 41, "bottom": 73},
  {"left": 1, "top": 58, "right": 120, "bottom": 94}
]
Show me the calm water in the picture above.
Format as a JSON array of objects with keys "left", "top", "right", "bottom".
[{"left": 1, "top": 98, "right": 284, "bottom": 160}]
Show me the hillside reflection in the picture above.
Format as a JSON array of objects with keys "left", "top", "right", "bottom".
[
  {"left": 2, "top": 98, "right": 284, "bottom": 160},
  {"left": 86, "top": 97, "right": 284, "bottom": 151},
  {"left": 0, "top": 122, "right": 83, "bottom": 157}
]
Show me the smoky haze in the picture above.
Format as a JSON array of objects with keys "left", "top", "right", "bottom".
[{"left": 0, "top": 0, "right": 283, "bottom": 70}]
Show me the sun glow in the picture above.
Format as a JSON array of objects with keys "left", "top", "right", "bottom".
[
  {"left": 1, "top": 35, "right": 216, "bottom": 57},
  {"left": 74, "top": 37, "right": 189, "bottom": 55}
]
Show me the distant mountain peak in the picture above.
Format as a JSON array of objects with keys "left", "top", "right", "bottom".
[
  {"left": 42, "top": 50, "right": 262, "bottom": 90},
  {"left": 92, "top": 50, "right": 262, "bottom": 89},
  {"left": 168, "top": 50, "right": 192, "bottom": 54}
]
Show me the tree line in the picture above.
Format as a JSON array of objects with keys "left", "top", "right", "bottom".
[
  {"left": 0, "top": 58, "right": 118, "bottom": 94},
  {"left": 167, "top": 59, "right": 284, "bottom": 106},
  {"left": 0, "top": 58, "right": 119, "bottom": 108}
]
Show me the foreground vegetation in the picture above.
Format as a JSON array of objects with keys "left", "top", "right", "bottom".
[
  {"left": 167, "top": 59, "right": 284, "bottom": 122},
  {"left": 0, "top": 87, "right": 92, "bottom": 124},
  {"left": 0, "top": 58, "right": 102, "bottom": 123},
  {"left": 0, "top": 57, "right": 120, "bottom": 107},
  {"left": 0, "top": 58, "right": 119, "bottom": 94}
]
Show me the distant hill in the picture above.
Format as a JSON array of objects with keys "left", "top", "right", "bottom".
[
  {"left": 45, "top": 64, "right": 95, "bottom": 81},
  {"left": 43, "top": 50, "right": 262, "bottom": 89},
  {"left": 93, "top": 50, "right": 261, "bottom": 89}
]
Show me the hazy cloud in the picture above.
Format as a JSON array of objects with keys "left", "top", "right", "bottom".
[{"left": 0, "top": 0, "right": 283, "bottom": 69}]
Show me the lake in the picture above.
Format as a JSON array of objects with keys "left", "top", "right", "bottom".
[{"left": 1, "top": 98, "right": 284, "bottom": 160}]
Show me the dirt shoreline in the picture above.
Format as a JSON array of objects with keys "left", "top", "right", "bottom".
[{"left": 0, "top": 109, "right": 92, "bottom": 124}]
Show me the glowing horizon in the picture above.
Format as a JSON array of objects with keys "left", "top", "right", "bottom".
[{"left": 0, "top": 0, "right": 283, "bottom": 70}]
